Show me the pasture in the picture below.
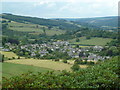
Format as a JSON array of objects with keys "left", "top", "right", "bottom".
[
  {"left": 2, "top": 62, "right": 53, "bottom": 78},
  {"left": 69, "top": 37, "right": 113, "bottom": 46},
  {"left": 5, "top": 59, "right": 73, "bottom": 71},
  {"left": 8, "top": 22, "right": 65, "bottom": 36},
  {"left": 0, "top": 51, "right": 18, "bottom": 58}
]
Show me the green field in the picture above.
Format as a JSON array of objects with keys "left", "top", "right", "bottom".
[
  {"left": 8, "top": 22, "right": 65, "bottom": 36},
  {"left": 69, "top": 37, "right": 113, "bottom": 46},
  {"left": 2, "top": 62, "right": 53, "bottom": 78}
]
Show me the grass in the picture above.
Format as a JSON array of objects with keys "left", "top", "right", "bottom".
[
  {"left": 0, "top": 51, "right": 18, "bottom": 58},
  {"left": 69, "top": 37, "right": 113, "bottom": 46},
  {"left": 2, "top": 62, "right": 53, "bottom": 78},
  {"left": 8, "top": 22, "right": 65, "bottom": 36},
  {"left": 5, "top": 59, "right": 73, "bottom": 71}
]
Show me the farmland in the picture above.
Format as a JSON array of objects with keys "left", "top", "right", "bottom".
[
  {"left": 69, "top": 37, "right": 113, "bottom": 46},
  {"left": 5, "top": 59, "right": 73, "bottom": 71},
  {"left": 0, "top": 51, "right": 19, "bottom": 58},
  {"left": 2, "top": 57, "right": 88, "bottom": 78},
  {"left": 2, "top": 62, "right": 53, "bottom": 78},
  {"left": 8, "top": 21, "right": 65, "bottom": 36},
  {"left": 2, "top": 57, "right": 119, "bottom": 88}
]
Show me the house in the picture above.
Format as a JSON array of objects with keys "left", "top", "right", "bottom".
[
  {"left": 2, "top": 49, "right": 10, "bottom": 51},
  {"left": 93, "top": 46, "right": 103, "bottom": 51}
]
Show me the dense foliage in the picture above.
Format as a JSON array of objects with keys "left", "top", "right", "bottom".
[{"left": 2, "top": 57, "right": 119, "bottom": 88}]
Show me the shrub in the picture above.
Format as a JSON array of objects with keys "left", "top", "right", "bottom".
[
  {"left": 54, "top": 59, "right": 59, "bottom": 61},
  {"left": 8, "top": 58, "right": 11, "bottom": 60},
  {"left": 71, "top": 63, "right": 80, "bottom": 71},
  {"left": 12, "top": 57, "right": 15, "bottom": 59},
  {"left": 88, "top": 61, "right": 95, "bottom": 65},
  {"left": 63, "top": 60, "right": 67, "bottom": 63},
  {"left": 17, "top": 56, "right": 20, "bottom": 59}
]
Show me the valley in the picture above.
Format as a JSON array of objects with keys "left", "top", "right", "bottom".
[{"left": 1, "top": 13, "right": 119, "bottom": 88}]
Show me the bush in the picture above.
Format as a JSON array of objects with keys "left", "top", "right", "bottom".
[
  {"left": 88, "top": 61, "right": 95, "bottom": 65},
  {"left": 54, "top": 59, "right": 59, "bottom": 61},
  {"left": 8, "top": 58, "right": 11, "bottom": 60},
  {"left": 86, "top": 36, "right": 91, "bottom": 39},
  {"left": 76, "top": 38, "right": 80, "bottom": 42},
  {"left": 71, "top": 63, "right": 80, "bottom": 71},
  {"left": 63, "top": 60, "right": 67, "bottom": 63},
  {"left": 17, "top": 56, "right": 20, "bottom": 59},
  {"left": 12, "top": 57, "right": 15, "bottom": 59}
]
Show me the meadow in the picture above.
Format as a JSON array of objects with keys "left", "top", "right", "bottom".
[
  {"left": 1, "top": 51, "right": 88, "bottom": 77},
  {"left": 0, "top": 51, "right": 18, "bottom": 58},
  {"left": 8, "top": 21, "right": 65, "bottom": 36},
  {"left": 69, "top": 37, "right": 113, "bottom": 46},
  {"left": 2, "top": 62, "right": 53, "bottom": 78},
  {"left": 5, "top": 59, "right": 73, "bottom": 71}
]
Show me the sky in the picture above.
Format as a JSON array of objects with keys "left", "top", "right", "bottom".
[{"left": 1, "top": 0, "right": 119, "bottom": 18}]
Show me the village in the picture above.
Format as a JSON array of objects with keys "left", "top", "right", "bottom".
[{"left": 1, "top": 41, "right": 110, "bottom": 61}]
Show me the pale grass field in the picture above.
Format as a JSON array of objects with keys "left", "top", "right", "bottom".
[
  {"left": 0, "top": 51, "right": 24, "bottom": 59},
  {"left": 6, "top": 58, "right": 88, "bottom": 71},
  {"left": 6, "top": 59, "right": 73, "bottom": 71},
  {"left": 67, "top": 60, "right": 88, "bottom": 68}
]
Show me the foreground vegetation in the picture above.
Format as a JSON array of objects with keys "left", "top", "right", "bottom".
[{"left": 2, "top": 57, "right": 119, "bottom": 88}]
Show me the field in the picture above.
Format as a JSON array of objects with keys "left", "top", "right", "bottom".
[
  {"left": 8, "top": 21, "right": 65, "bottom": 36},
  {"left": 5, "top": 59, "right": 73, "bottom": 71},
  {"left": 2, "top": 58, "right": 88, "bottom": 78},
  {"left": 0, "top": 51, "right": 18, "bottom": 58},
  {"left": 69, "top": 37, "right": 113, "bottom": 46},
  {"left": 2, "top": 62, "right": 53, "bottom": 78},
  {"left": 0, "top": 51, "right": 25, "bottom": 59}
]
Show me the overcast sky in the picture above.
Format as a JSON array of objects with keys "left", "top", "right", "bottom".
[{"left": 1, "top": 0, "right": 119, "bottom": 18}]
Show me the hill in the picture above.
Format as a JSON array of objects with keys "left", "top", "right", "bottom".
[
  {"left": 1, "top": 13, "right": 117, "bottom": 46},
  {"left": 1, "top": 13, "right": 80, "bottom": 31},
  {"left": 56, "top": 16, "right": 117, "bottom": 30}
]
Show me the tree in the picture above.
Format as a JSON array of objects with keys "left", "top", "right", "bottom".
[
  {"left": 0, "top": 54, "right": 5, "bottom": 63},
  {"left": 71, "top": 63, "right": 80, "bottom": 71},
  {"left": 36, "top": 25, "right": 38, "bottom": 28},
  {"left": 12, "top": 57, "right": 15, "bottom": 59},
  {"left": 86, "top": 36, "right": 91, "bottom": 39},
  {"left": 63, "top": 60, "right": 67, "bottom": 63},
  {"left": 43, "top": 27, "right": 46, "bottom": 35},
  {"left": 54, "top": 59, "right": 59, "bottom": 62},
  {"left": 76, "top": 38, "right": 80, "bottom": 42},
  {"left": 18, "top": 56, "right": 20, "bottom": 59},
  {"left": 75, "top": 45, "right": 79, "bottom": 48}
]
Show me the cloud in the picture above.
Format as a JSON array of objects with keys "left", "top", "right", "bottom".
[
  {"left": 2, "top": 0, "right": 119, "bottom": 18},
  {"left": 2, "top": 0, "right": 119, "bottom": 3}
]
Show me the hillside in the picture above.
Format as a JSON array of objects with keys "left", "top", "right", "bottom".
[
  {"left": 1, "top": 13, "right": 117, "bottom": 46},
  {"left": 1, "top": 13, "right": 80, "bottom": 31},
  {"left": 56, "top": 16, "right": 117, "bottom": 30}
]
